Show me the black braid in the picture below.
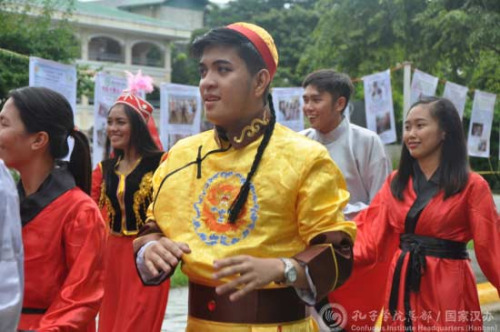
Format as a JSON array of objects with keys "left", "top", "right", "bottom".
[{"left": 228, "top": 94, "right": 276, "bottom": 223}]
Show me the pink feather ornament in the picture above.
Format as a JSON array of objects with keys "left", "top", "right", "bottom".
[{"left": 125, "top": 70, "right": 154, "bottom": 95}]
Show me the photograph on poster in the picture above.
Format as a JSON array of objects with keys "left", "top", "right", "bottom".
[
  {"left": 478, "top": 139, "right": 488, "bottom": 152},
  {"left": 370, "top": 80, "right": 384, "bottom": 102},
  {"left": 98, "top": 102, "right": 109, "bottom": 117},
  {"left": 471, "top": 123, "right": 484, "bottom": 137},
  {"left": 376, "top": 112, "right": 391, "bottom": 134},
  {"left": 278, "top": 97, "right": 301, "bottom": 121},
  {"left": 168, "top": 95, "right": 198, "bottom": 125},
  {"left": 96, "top": 122, "right": 107, "bottom": 148}
]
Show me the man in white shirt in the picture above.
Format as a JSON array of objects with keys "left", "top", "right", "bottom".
[
  {"left": 0, "top": 160, "right": 23, "bottom": 332},
  {"left": 301, "top": 69, "right": 391, "bottom": 220},
  {"left": 301, "top": 69, "right": 391, "bottom": 331}
]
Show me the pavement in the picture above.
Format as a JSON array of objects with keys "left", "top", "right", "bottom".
[{"left": 160, "top": 195, "right": 500, "bottom": 332}]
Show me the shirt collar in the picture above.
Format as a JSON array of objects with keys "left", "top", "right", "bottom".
[
  {"left": 315, "top": 116, "right": 347, "bottom": 145},
  {"left": 412, "top": 161, "right": 441, "bottom": 185},
  {"left": 18, "top": 161, "right": 76, "bottom": 226}
]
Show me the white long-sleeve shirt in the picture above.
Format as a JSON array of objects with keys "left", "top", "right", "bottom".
[
  {"left": 301, "top": 117, "right": 391, "bottom": 220},
  {"left": 0, "top": 160, "right": 23, "bottom": 332}
]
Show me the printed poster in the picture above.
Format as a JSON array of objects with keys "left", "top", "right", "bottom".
[
  {"left": 92, "top": 72, "right": 128, "bottom": 167},
  {"left": 410, "top": 69, "right": 439, "bottom": 106},
  {"left": 271, "top": 87, "right": 305, "bottom": 132},
  {"left": 363, "top": 69, "right": 397, "bottom": 144},
  {"left": 29, "top": 56, "right": 77, "bottom": 113},
  {"left": 468, "top": 90, "right": 496, "bottom": 158},
  {"left": 160, "top": 83, "right": 201, "bottom": 149},
  {"left": 442, "top": 81, "right": 468, "bottom": 119}
]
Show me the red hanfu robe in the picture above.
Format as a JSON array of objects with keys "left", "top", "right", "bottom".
[
  {"left": 18, "top": 179, "right": 106, "bottom": 331},
  {"left": 355, "top": 171, "right": 500, "bottom": 331}
]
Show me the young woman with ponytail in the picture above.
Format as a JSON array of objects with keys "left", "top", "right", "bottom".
[
  {"left": 132, "top": 23, "right": 356, "bottom": 332},
  {"left": 0, "top": 86, "right": 106, "bottom": 332}
]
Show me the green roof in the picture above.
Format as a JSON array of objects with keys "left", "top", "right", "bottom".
[
  {"left": 75, "top": 1, "right": 189, "bottom": 30},
  {"left": 97, "top": 0, "right": 165, "bottom": 7},
  {"left": 5, "top": 1, "right": 192, "bottom": 31},
  {"left": 96, "top": 0, "right": 207, "bottom": 11},
  {"left": 165, "top": 0, "right": 208, "bottom": 10}
]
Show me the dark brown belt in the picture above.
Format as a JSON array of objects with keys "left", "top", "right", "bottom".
[{"left": 188, "top": 281, "right": 308, "bottom": 324}]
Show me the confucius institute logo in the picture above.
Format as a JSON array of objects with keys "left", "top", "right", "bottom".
[{"left": 318, "top": 302, "right": 348, "bottom": 332}]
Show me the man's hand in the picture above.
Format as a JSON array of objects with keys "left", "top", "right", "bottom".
[
  {"left": 143, "top": 237, "right": 191, "bottom": 277},
  {"left": 213, "top": 255, "right": 285, "bottom": 302}
]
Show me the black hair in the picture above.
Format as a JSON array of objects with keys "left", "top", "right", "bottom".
[
  {"left": 191, "top": 27, "right": 270, "bottom": 102},
  {"left": 191, "top": 26, "right": 276, "bottom": 223},
  {"left": 191, "top": 27, "right": 267, "bottom": 78},
  {"left": 390, "top": 97, "right": 469, "bottom": 200},
  {"left": 104, "top": 103, "right": 161, "bottom": 160},
  {"left": 302, "top": 69, "right": 354, "bottom": 113},
  {"left": 9, "top": 86, "right": 92, "bottom": 194},
  {"left": 228, "top": 94, "right": 276, "bottom": 223}
]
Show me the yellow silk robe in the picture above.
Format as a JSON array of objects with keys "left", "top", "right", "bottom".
[{"left": 149, "top": 124, "right": 356, "bottom": 332}]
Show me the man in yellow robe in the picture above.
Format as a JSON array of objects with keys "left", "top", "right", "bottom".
[{"left": 134, "top": 22, "right": 356, "bottom": 332}]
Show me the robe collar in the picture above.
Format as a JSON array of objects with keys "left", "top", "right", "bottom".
[
  {"left": 412, "top": 161, "right": 441, "bottom": 187},
  {"left": 18, "top": 162, "right": 76, "bottom": 226},
  {"left": 213, "top": 107, "right": 270, "bottom": 149},
  {"left": 314, "top": 116, "right": 348, "bottom": 145}
]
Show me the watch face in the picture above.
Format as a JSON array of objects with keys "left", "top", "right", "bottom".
[{"left": 287, "top": 268, "right": 298, "bottom": 283}]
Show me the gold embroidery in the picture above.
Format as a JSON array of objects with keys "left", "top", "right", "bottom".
[
  {"left": 133, "top": 171, "right": 154, "bottom": 229},
  {"left": 233, "top": 114, "right": 270, "bottom": 144},
  {"left": 99, "top": 181, "right": 115, "bottom": 226}
]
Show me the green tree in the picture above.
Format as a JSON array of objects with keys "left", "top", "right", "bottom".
[
  {"left": 298, "top": 0, "right": 428, "bottom": 77},
  {"left": 172, "top": 0, "right": 319, "bottom": 87},
  {"left": 171, "top": 29, "right": 209, "bottom": 86},
  {"left": 414, "top": 0, "right": 500, "bottom": 93},
  {"left": 0, "top": 0, "right": 80, "bottom": 101}
]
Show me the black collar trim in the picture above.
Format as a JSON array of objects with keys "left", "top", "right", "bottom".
[{"left": 19, "top": 162, "right": 76, "bottom": 226}]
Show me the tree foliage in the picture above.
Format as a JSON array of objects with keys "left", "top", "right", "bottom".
[
  {"left": 173, "top": 0, "right": 319, "bottom": 87},
  {"left": 172, "top": 0, "right": 500, "bottom": 184},
  {"left": 0, "top": 0, "right": 80, "bottom": 101}
]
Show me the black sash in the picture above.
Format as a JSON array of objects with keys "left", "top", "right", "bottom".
[
  {"left": 21, "top": 307, "right": 47, "bottom": 314},
  {"left": 388, "top": 234, "right": 468, "bottom": 321}
]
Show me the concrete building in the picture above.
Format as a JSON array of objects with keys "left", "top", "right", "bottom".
[
  {"left": 72, "top": 0, "right": 207, "bottom": 130},
  {"left": 2, "top": 0, "right": 206, "bottom": 129}
]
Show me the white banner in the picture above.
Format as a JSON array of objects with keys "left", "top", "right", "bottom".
[
  {"left": 271, "top": 87, "right": 305, "bottom": 132},
  {"left": 468, "top": 90, "right": 496, "bottom": 158},
  {"left": 160, "top": 83, "right": 201, "bottom": 149},
  {"left": 363, "top": 69, "right": 397, "bottom": 144},
  {"left": 29, "top": 57, "right": 77, "bottom": 113},
  {"left": 92, "top": 72, "right": 128, "bottom": 167},
  {"left": 442, "top": 81, "right": 468, "bottom": 119},
  {"left": 410, "top": 69, "right": 439, "bottom": 105}
]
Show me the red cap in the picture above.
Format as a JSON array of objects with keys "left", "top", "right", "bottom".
[
  {"left": 226, "top": 22, "right": 279, "bottom": 80},
  {"left": 114, "top": 91, "right": 153, "bottom": 123}
]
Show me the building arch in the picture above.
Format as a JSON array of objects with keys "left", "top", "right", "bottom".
[
  {"left": 88, "top": 35, "right": 124, "bottom": 63},
  {"left": 131, "top": 41, "right": 164, "bottom": 67}
]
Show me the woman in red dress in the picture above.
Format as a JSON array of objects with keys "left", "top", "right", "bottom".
[
  {"left": 355, "top": 97, "right": 499, "bottom": 331},
  {"left": 91, "top": 73, "right": 170, "bottom": 332},
  {"left": 0, "top": 86, "right": 106, "bottom": 331}
]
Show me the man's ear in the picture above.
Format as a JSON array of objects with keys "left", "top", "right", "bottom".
[
  {"left": 253, "top": 69, "right": 271, "bottom": 99},
  {"left": 31, "top": 131, "right": 50, "bottom": 151},
  {"left": 334, "top": 96, "right": 347, "bottom": 113}
]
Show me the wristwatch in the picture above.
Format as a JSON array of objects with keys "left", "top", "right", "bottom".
[{"left": 279, "top": 258, "right": 297, "bottom": 285}]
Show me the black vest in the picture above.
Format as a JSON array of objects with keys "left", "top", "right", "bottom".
[{"left": 99, "top": 153, "right": 163, "bottom": 235}]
